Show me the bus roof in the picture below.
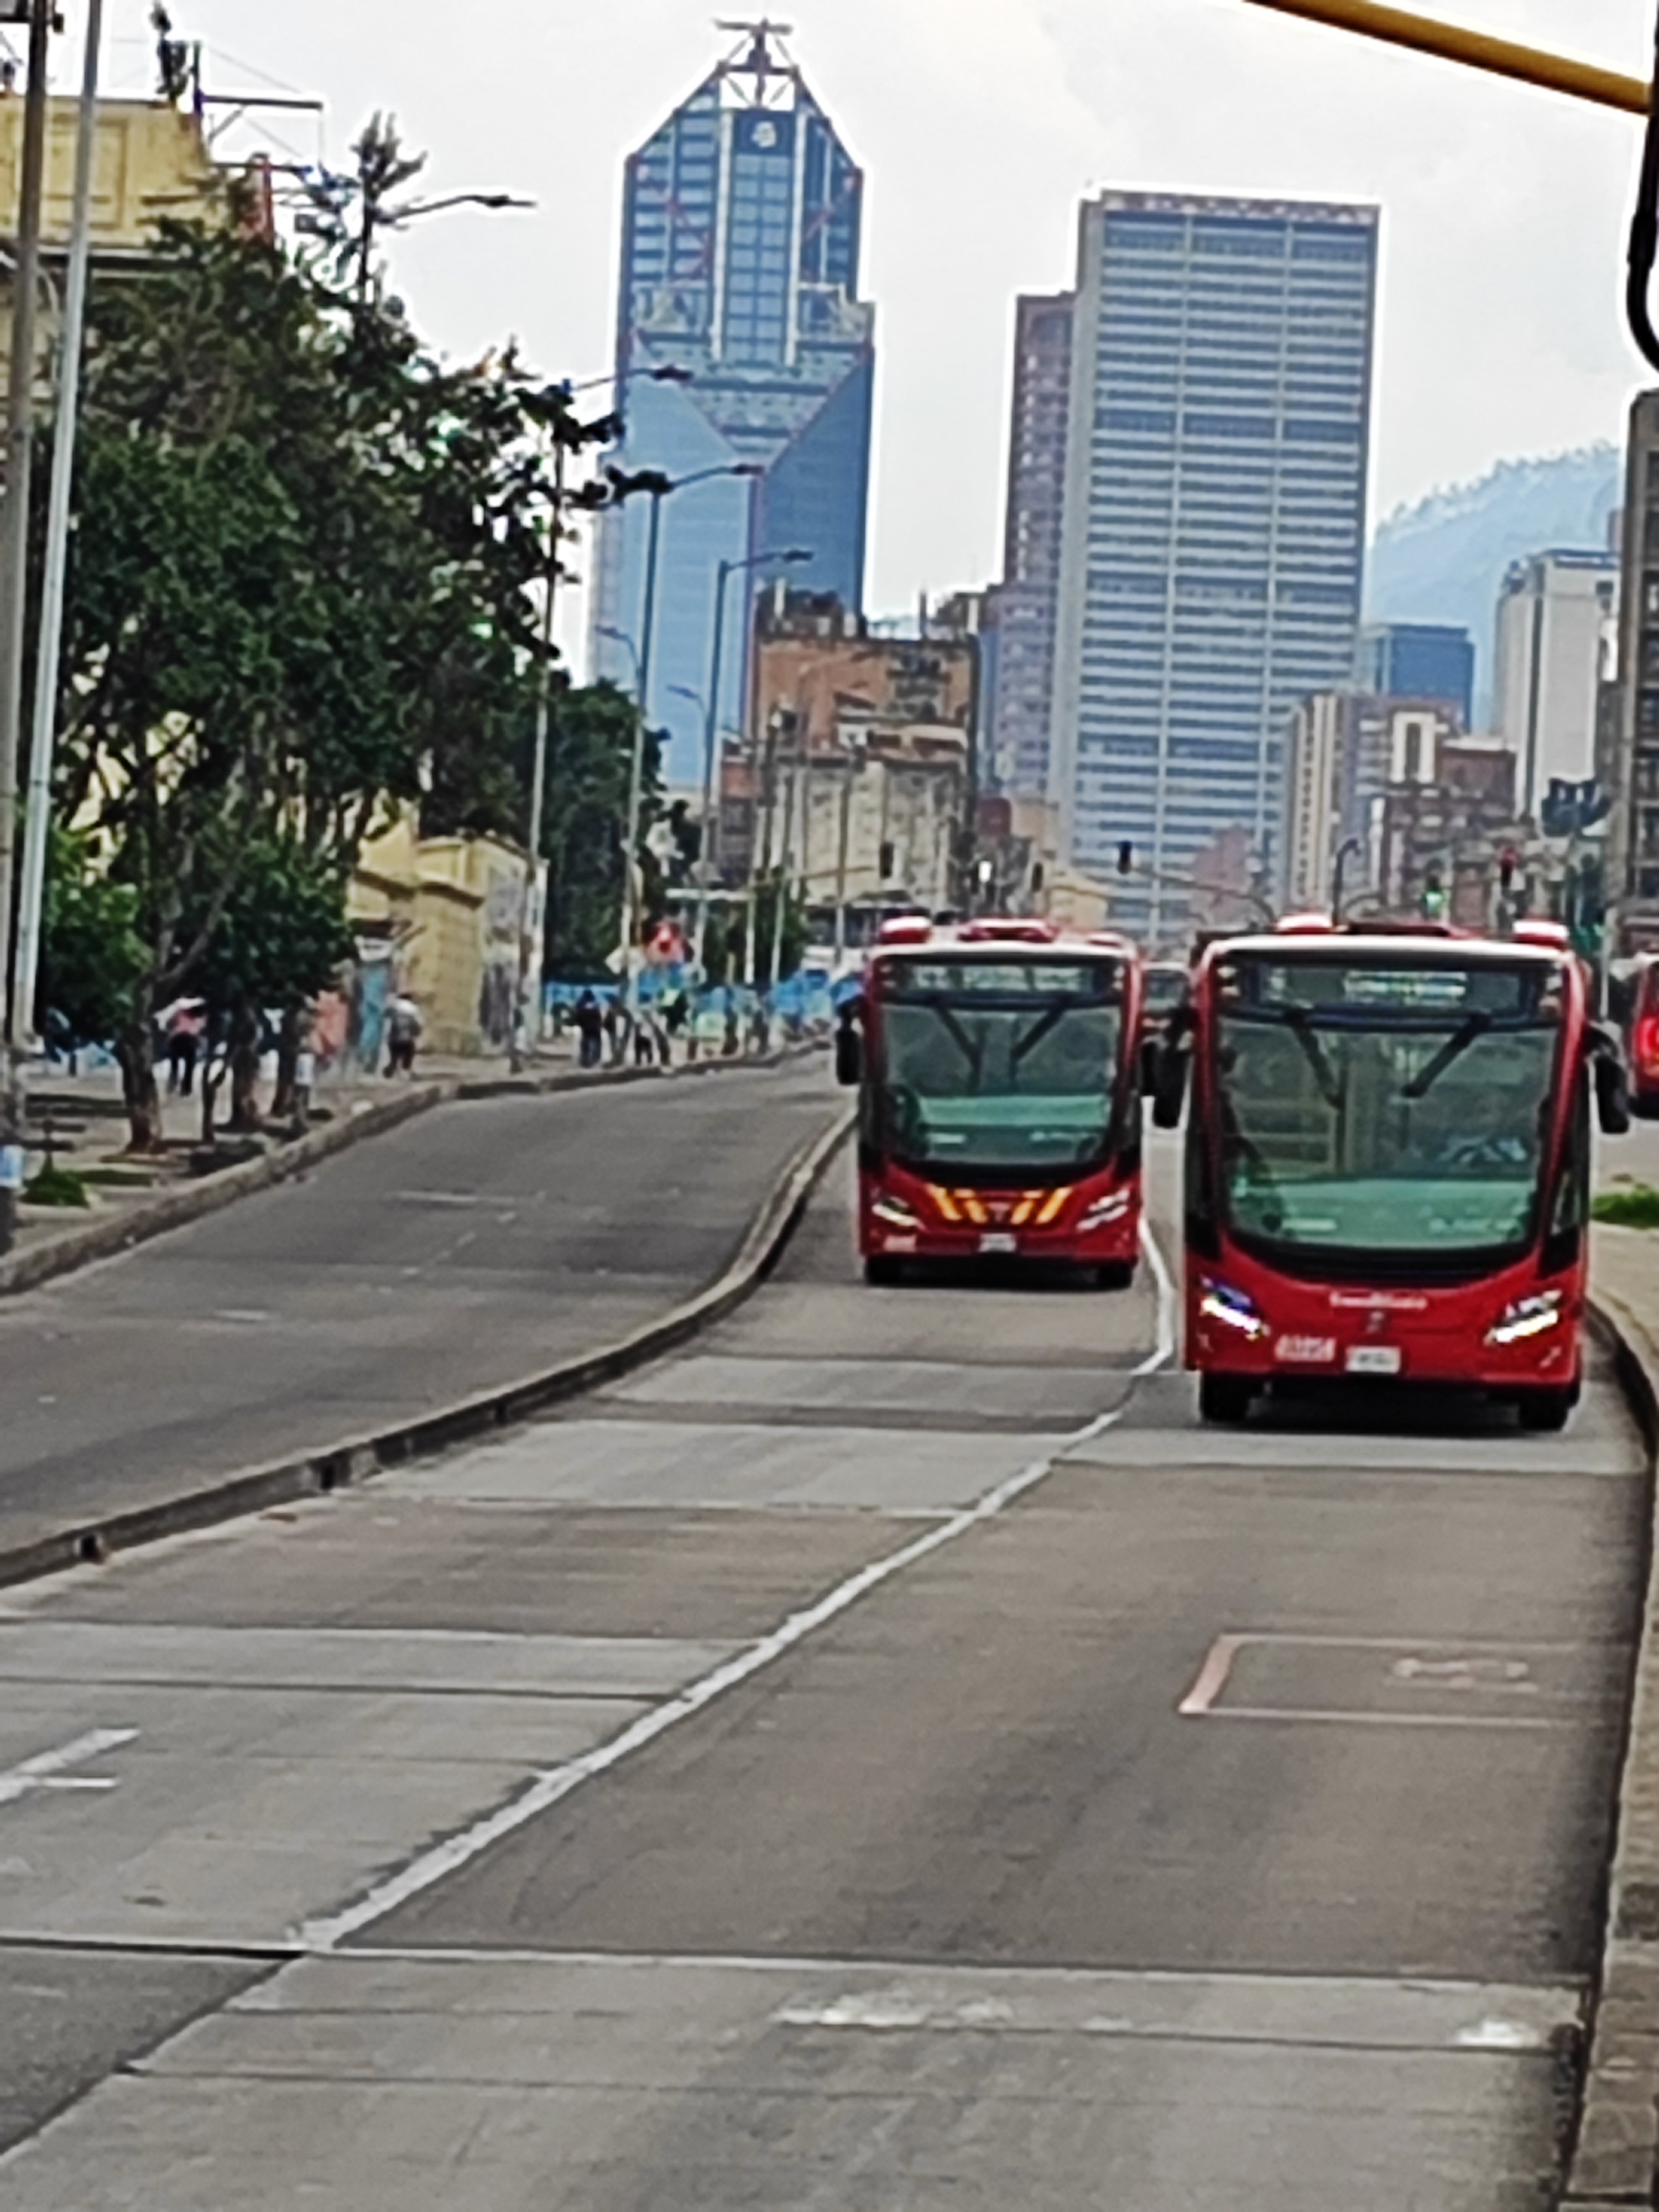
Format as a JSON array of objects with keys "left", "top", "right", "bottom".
[
  {"left": 1204, "top": 929, "right": 1570, "bottom": 971},
  {"left": 872, "top": 917, "right": 1137, "bottom": 961}
]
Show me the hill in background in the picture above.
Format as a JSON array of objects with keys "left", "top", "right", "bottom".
[{"left": 1365, "top": 445, "right": 1622, "bottom": 727}]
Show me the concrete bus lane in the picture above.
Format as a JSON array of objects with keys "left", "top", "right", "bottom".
[
  {"left": 0, "top": 1142, "right": 1644, "bottom": 2209},
  {"left": 0, "top": 1058, "right": 839, "bottom": 1559}
]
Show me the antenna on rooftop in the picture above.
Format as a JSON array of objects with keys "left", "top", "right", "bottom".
[{"left": 714, "top": 18, "right": 798, "bottom": 97}]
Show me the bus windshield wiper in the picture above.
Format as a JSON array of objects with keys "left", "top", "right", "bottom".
[
  {"left": 1011, "top": 1000, "right": 1070, "bottom": 1067},
  {"left": 922, "top": 996, "right": 983, "bottom": 1083},
  {"left": 1283, "top": 1008, "right": 1343, "bottom": 1112},
  {"left": 1402, "top": 1011, "right": 1493, "bottom": 1100}
]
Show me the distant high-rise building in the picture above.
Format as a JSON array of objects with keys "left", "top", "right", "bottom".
[
  {"left": 1608, "top": 394, "right": 1659, "bottom": 936},
  {"left": 1280, "top": 690, "right": 1461, "bottom": 912},
  {"left": 1355, "top": 622, "right": 1474, "bottom": 727},
  {"left": 988, "top": 292, "right": 1074, "bottom": 796},
  {"left": 1492, "top": 549, "right": 1619, "bottom": 818},
  {"left": 592, "top": 25, "right": 875, "bottom": 782},
  {"left": 1047, "top": 192, "right": 1380, "bottom": 941}
]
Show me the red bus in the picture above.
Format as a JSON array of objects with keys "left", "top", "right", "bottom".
[
  {"left": 1161, "top": 921, "right": 1629, "bottom": 1430},
  {"left": 837, "top": 919, "right": 1147, "bottom": 1287},
  {"left": 1618, "top": 954, "right": 1659, "bottom": 1115}
]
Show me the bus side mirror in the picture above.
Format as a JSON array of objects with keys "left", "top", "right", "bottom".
[
  {"left": 1150, "top": 1040, "right": 1189, "bottom": 1130},
  {"left": 1140, "top": 1032, "right": 1160, "bottom": 1095},
  {"left": 834, "top": 1015, "right": 862, "bottom": 1088},
  {"left": 1591, "top": 1025, "right": 1631, "bottom": 1136}
]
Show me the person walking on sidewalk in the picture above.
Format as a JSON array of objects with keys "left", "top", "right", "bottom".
[
  {"left": 573, "top": 989, "right": 605, "bottom": 1071},
  {"left": 385, "top": 992, "right": 422, "bottom": 1077},
  {"left": 164, "top": 1001, "right": 204, "bottom": 1097}
]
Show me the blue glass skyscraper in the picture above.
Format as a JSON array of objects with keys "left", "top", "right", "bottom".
[
  {"left": 1048, "top": 192, "right": 1380, "bottom": 940},
  {"left": 591, "top": 27, "right": 875, "bottom": 785}
]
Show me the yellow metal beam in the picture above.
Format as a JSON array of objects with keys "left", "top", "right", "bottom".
[{"left": 1243, "top": 0, "right": 1651, "bottom": 118}]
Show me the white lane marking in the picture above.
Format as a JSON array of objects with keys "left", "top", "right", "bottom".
[
  {"left": 296, "top": 1405, "right": 1131, "bottom": 1952},
  {"left": 1178, "top": 1634, "right": 1243, "bottom": 1715},
  {"left": 1178, "top": 1630, "right": 1599, "bottom": 1722},
  {"left": 1204, "top": 1707, "right": 1572, "bottom": 1731},
  {"left": 0, "top": 1728, "right": 138, "bottom": 1809},
  {"left": 1135, "top": 1218, "right": 1177, "bottom": 1377},
  {"left": 1455, "top": 2017, "right": 1537, "bottom": 2050},
  {"left": 294, "top": 1224, "right": 1176, "bottom": 1950}
]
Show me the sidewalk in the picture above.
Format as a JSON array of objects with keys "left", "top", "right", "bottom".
[{"left": 1564, "top": 1227, "right": 1659, "bottom": 2203}]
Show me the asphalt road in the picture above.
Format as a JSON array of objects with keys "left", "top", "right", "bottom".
[
  {"left": 0, "top": 1134, "right": 1644, "bottom": 2208},
  {"left": 0, "top": 1061, "right": 839, "bottom": 1558}
]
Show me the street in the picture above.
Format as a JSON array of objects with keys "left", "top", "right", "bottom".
[
  {"left": 0, "top": 1112, "right": 1642, "bottom": 2207},
  {"left": 0, "top": 1060, "right": 839, "bottom": 1560}
]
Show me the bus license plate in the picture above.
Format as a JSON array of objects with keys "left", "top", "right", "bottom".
[
  {"left": 979, "top": 1232, "right": 1018, "bottom": 1255},
  {"left": 1345, "top": 1345, "right": 1402, "bottom": 1376}
]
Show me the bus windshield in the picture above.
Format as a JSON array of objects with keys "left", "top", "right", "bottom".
[
  {"left": 1213, "top": 954, "right": 1563, "bottom": 1261},
  {"left": 877, "top": 959, "right": 1122, "bottom": 1176}
]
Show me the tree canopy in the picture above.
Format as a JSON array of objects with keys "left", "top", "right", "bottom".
[{"left": 33, "top": 127, "right": 653, "bottom": 1146}]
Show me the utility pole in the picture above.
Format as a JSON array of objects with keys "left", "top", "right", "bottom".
[
  {"left": 0, "top": 0, "right": 54, "bottom": 1251},
  {"left": 13, "top": 0, "right": 104, "bottom": 1053},
  {"left": 510, "top": 435, "right": 566, "bottom": 1074},
  {"left": 617, "top": 484, "right": 664, "bottom": 1027}
]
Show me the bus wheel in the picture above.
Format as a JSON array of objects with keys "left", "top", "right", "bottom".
[
  {"left": 1198, "top": 1373, "right": 1253, "bottom": 1425},
  {"left": 1092, "top": 1261, "right": 1136, "bottom": 1292},
  {"left": 863, "top": 1255, "right": 904, "bottom": 1287},
  {"left": 1516, "top": 1387, "right": 1573, "bottom": 1433}
]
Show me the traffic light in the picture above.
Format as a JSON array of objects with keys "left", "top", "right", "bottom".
[
  {"left": 1421, "top": 867, "right": 1447, "bottom": 921},
  {"left": 1499, "top": 846, "right": 1519, "bottom": 897},
  {"left": 879, "top": 841, "right": 895, "bottom": 880},
  {"left": 1117, "top": 841, "right": 1134, "bottom": 877}
]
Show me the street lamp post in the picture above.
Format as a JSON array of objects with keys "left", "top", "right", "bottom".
[
  {"left": 695, "top": 546, "right": 809, "bottom": 979},
  {"left": 0, "top": 0, "right": 53, "bottom": 1254},
  {"left": 508, "top": 365, "right": 691, "bottom": 1072},
  {"left": 9, "top": 0, "right": 102, "bottom": 1062},
  {"left": 606, "top": 461, "right": 761, "bottom": 1020}
]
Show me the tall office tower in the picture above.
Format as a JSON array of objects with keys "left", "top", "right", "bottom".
[
  {"left": 1608, "top": 394, "right": 1659, "bottom": 933},
  {"left": 988, "top": 293, "right": 1074, "bottom": 796},
  {"left": 1356, "top": 622, "right": 1474, "bottom": 728},
  {"left": 1492, "top": 549, "right": 1619, "bottom": 817},
  {"left": 592, "top": 25, "right": 875, "bottom": 786},
  {"left": 1048, "top": 192, "right": 1380, "bottom": 941}
]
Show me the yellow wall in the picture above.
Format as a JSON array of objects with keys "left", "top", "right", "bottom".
[
  {"left": 0, "top": 97, "right": 219, "bottom": 251},
  {"left": 350, "top": 813, "right": 532, "bottom": 1058}
]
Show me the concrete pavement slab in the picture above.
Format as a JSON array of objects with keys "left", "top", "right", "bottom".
[
  {"left": 0, "top": 1498, "right": 907, "bottom": 1644},
  {"left": 0, "top": 1953, "right": 1577, "bottom": 2211},
  {"left": 0, "top": 1944, "right": 269, "bottom": 2156},
  {"left": 393, "top": 1415, "right": 1058, "bottom": 1512}
]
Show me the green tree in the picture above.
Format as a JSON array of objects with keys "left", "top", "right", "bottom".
[
  {"left": 186, "top": 837, "right": 354, "bottom": 1140},
  {"left": 34, "top": 829, "right": 148, "bottom": 1062},
  {"left": 540, "top": 681, "right": 663, "bottom": 979}
]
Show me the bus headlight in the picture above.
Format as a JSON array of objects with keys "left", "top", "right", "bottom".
[
  {"left": 1078, "top": 1190, "right": 1132, "bottom": 1232},
  {"left": 1486, "top": 1291, "right": 1564, "bottom": 1346},
  {"left": 871, "top": 1193, "right": 922, "bottom": 1231},
  {"left": 1198, "top": 1279, "right": 1270, "bottom": 1341}
]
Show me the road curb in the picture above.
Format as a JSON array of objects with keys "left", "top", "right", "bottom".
[
  {"left": 1564, "top": 1283, "right": 1659, "bottom": 2204},
  {"left": 0, "top": 1040, "right": 827, "bottom": 1302},
  {"left": 0, "top": 1104, "right": 855, "bottom": 1595}
]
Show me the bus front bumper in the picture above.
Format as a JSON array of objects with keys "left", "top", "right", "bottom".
[
  {"left": 861, "top": 1166, "right": 1141, "bottom": 1266},
  {"left": 1187, "top": 1259, "right": 1583, "bottom": 1393}
]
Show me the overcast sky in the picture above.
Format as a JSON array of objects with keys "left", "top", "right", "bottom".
[{"left": 61, "top": 1, "right": 1659, "bottom": 648}]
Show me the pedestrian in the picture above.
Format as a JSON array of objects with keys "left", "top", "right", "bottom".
[
  {"left": 384, "top": 991, "right": 422, "bottom": 1077},
  {"left": 573, "top": 988, "right": 604, "bottom": 1071},
  {"left": 164, "top": 1001, "right": 204, "bottom": 1098}
]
